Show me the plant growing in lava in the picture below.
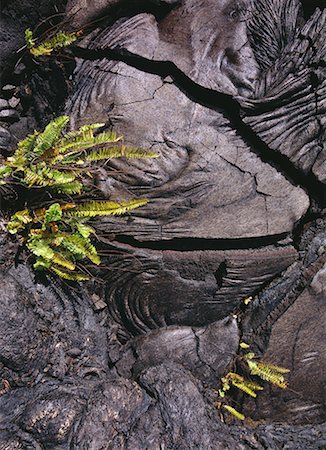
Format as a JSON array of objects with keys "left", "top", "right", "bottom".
[
  {"left": 216, "top": 342, "right": 290, "bottom": 421},
  {"left": 0, "top": 116, "right": 158, "bottom": 280},
  {"left": 25, "top": 28, "right": 80, "bottom": 57}
]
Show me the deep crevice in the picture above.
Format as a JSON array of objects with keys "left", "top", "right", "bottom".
[
  {"left": 70, "top": 45, "right": 326, "bottom": 207},
  {"left": 114, "top": 233, "right": 290, "bottom": 251}
]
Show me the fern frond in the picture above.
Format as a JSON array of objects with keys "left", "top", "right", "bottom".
[
  {"left": 23, "top": 167, "right": 47, "bottom": 187},
  {"left": 25, "top": 28, "right": 35, "bottom": 49},
  {"left": 65, "top": 199, "right": 148, "bottom": 218},
  {"left": 85, "top": 146, "right": 159, "bottom": 162},
  {"left": 78, "top": 123, "right": 105, "bottom": 137},
  {"left": 44, "top": 203, "right": 62, "bottom": 225},
  {"left": 55, "top": 123, "right": 105, "bottom": 148},
  {"left": 53, "top": 181, "right": 83, "bottom": 195},
  {"left": 246, "top": 360, "right": 288, "bottom": 389},
  {"left": 7, "top": 209, "right": 32, "bottom": 234},
  {"left": 33, "top": 257, "right": 51, "bottom": 270},
  {"left": 7, "top": 131, "right": 39, "bottom": 168},
  {"left": 33, "top": 116, "right": 69, "bottom": 156},
  {"left": 27, "top": 236, "right": 76, "bottom": 270},
  {"left": 258, "top": 363, "right": 290, "bottom": 374},
  {"left": 51, "top": 252, "right": 76, "bottom": 270},
  {"left": 49, "top": 170, "right": 77, "bottom": 184},
  {"left": 50, "top": 265, "right": 90, "bottom": 281},
  {"left": 222, "top": 405, "right": 245, "bottom": 420},
  {"left": 76, "top": 222, "right": 95, "bottom": 238},
  {"left": 0, "top": 166, "right": 12, "bottom": 180},
  {"left": 57, "top": 130, "right": 121, "bottom": 154},
  {"left": 227, "top": 373, "right": 263, "bottom": 398},
  {"left": 61, "top": 233, "right": 100, "bottom": 265},
  {"left": 122, "top": 146, "right": 159, "bottom": 159},
  {"left": 30, "top": 31, "right": 79, "bottom": 57}
]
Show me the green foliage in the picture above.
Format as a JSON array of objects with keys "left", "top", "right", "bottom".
[
  {"left": 65, "top": 199, "right": 149, "bottom": 218},
  {"left": 85, "top": 146, "right": 160, "bottom": 162},
  {"left": 2, "top": 115, "right": 155, "bottom": 281},
  {"left": 244, "top": 353, "right": 289, "bottom": 389},
  {"left": 222, "top": 405, "right": 245, "bottom": 421},
  {"left": 8, "top": 199, "right": 146, "bottom": 280},
  {"left": 216, "top": 343, "right": 289, "bottom": 421},
  {"left": 0, "top": 115, "right": 158, "bottom": 195},
  {"left": 25, "top": 28, "right": 79, "bottom": 57},
  {"left": 25, "top": 28, "right": 35, "bottom": 49}
]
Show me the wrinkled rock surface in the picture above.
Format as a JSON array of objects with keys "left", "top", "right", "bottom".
[{"left": 0, "top": 0, "right": 325, "bottom": 448}]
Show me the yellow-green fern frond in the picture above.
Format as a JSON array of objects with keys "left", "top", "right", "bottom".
[
  {"left": 0, "top": 165, "right": 12, "bottom": 181},
  {"left": 85, "top": 146, "right": 159, "bottom": 162},
  {"left": 33, "top": 116, "right": 69, "bottom": 156},
  {"left": 222, "top": 405, "right": 245, "bottom": 420},
  {"left": 226, "top": 373, "right": 263, "bottom": 398},
  {"left": 7, "top": 131, "right": 39, "bottom": 168},
  {"left": 25, "top": 28, "right": 35, "bottom": 49},
  {"left": 61, "top": 234, "right": 100, "bottom": 265},
  {"left": 65, "top": 199, "right": 148, "bottom": 218},
  {"left": 53, "top": 181, "right": 83, "bottom": 195},
  {"left": 50, "top": 265, "right": 90, "bottom": 281},
  {"left": 246, "top": 360, "right": 288, "bottom": 389},
  {"left": 7, "top": 209, "right": 32, "bottom": 234},
  {"left": 57, "top": 130, "right": 121, "bottom": 155},
  {"left": 258, "top": 363, "right": 290, "bottom": 374},
  {"left": 76, "top": 222, "right": 95, "bottom": 238},
  {"left": 29, "top": 31, "right": 79, "bottom": 57}
]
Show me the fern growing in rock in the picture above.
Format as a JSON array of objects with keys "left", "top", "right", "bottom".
[
  {"left": 216, "top": 342, "right": 289, "bottom": 421},
  {"left": 7, "top": 200, "right": 147, "bottom": 281},
  {"left": 1, "top": 116, "right": 157, "bottom": 280},
  {"left": 0, "top": 115, "right": 158, "bottom": 194},
  {"left": 25, "top": 28, "right": 80, "bottom": 57}
]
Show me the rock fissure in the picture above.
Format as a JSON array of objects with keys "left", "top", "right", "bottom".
[{"left": 71, "top": 44, "right": 326, "bottom": 205}]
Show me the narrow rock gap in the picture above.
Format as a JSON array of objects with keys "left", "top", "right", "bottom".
[
  {"left": 70, "top": 45, "right": 326, "bottom": 206},
  {"left": 113, "top": 233, "right": 290, "bottom": 251}
]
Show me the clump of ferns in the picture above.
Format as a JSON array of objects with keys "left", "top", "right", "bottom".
[
  {"left": 25, "top": 28, "right": 81, "bottom": 57},
  {"left": 0, "top": 115, "right": 158, "bottom": 280},
  {"left": 215, "top": 341, "right": 290, "bottom": 422}
]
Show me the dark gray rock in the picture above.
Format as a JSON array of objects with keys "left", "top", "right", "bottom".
[
  {"left": 8, "top": 97, "right": 20, "bottom": 109},
  {"left": 0, "top": 99, "right": 9, "bottom": 109},
  {"left": 1, "top": 84, "right": 17, "bottom": 97},
  {"left": 0, "top": 108, "right": 19, "bottom": 122},
  {"left": 0, "top": 0, "right": 325, "bottom": 448},
  {"left": 0, "top": 125, "right": 11, "bottom": 149}
]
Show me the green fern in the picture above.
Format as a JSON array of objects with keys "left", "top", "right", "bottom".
[
  {"left": 26, "top": 29, "right": 80, "bottom": 57},
  {"left": 3, "top": 116, "right": 154, "bottom": 280},
  {"left": 65, "top": 199, "right": 148, "bottom": 218},
  {"left": 33, "top": 116, "right": 69, "bottom": 156},
  {"left": 1, "top": 116, "right": 156, "bottom": 195},
  {"left": 85, "top": 146, "right": 159, "bottom": 162},
  {"left": 25, "top": 28, "right": 35, "bottom": 49},
  {"left": 53, "top": 181, "right": 83, "bottom": 195},
  {"left": 7, "top": 209, "right": 32, "bottom": 234},
  {"left": 217, "top": 347, "right": 290, "bottom": 421},
  {"left": 222, "top": 405, "right": 245, "bottom": 421},
  {"left": 50, "top": 265, "right": 90, "bottom": 281},
  {"left": 245, "top": 359, "right": 289, "bottom": 389},
  {"left": 60, "top": 233, "right": 100, "bottom": 265},
  {"left": 226, "top": 372, "right": 263, "bottom": 398}
]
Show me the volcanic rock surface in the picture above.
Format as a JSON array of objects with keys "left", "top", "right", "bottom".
[{"left": 0, "top": 0, "right": 325, "bottom": 448}]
